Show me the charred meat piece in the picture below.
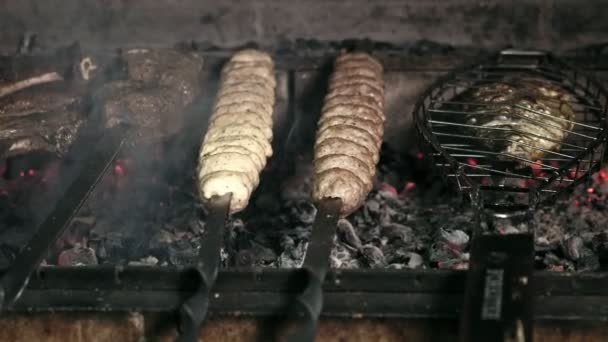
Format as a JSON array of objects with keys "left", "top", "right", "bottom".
[
  {"left": 312, "top": 53, "right": 385, "bottom": 216},
  {"left": 0, "top": 83, "right": 87, "bottom": 158},
  {"left": 198, "top": 49, "right": 275, "bottom": 214},
  {"left": 97, "top": 48, "right": 203, "bottom": 140},
  {"left": 461, "top": 77, "right": 575, "bottom": 165}
]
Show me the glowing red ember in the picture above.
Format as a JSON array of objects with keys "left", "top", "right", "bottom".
[
  {"left": 531, "top": 160, "right": 543, "bottom": 177},
  {"left": 114, "top": 164, "right": 124, "bottom": 175},
  {"left": 378, "top": 182, "right": 397, "bottom": 195},
  {"left": 404, "top": 181, "right": 416, "bottom": 191},
  {"left": 587, "top": 187, "right": 595, "bottom": 194},
  {"left": 415, "top": 152, "right": 424, "bottom": 160},
  {"left": 600, "top": 168, "right": 608, "bottom": 181},
  {"left": 466, "top": 158, "right": 478, "bottom": 166}
]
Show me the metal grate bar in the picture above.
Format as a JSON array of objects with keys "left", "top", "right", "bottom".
[{"left": 429, "top": 120, "right": 588, "bottom": 151}]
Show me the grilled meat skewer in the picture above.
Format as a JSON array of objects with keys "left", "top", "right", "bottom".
[
  {"left": 461, "top": 77, "right": 576, "bottom": 165},
  {"left": 197, "top": 49, "right": 275, "bottom": 214},
  {"left": 312, "top": 52, "right": 385, "bottom": 216}
]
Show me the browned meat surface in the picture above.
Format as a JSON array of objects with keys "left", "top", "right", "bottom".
[
  {"left": 97, "top": 48, "right": 203, "bottom": 141},
  {"left": 197, "top": 49, "right": 275, "bottom": 214},
  {"left": 312, "top": 53, "right": 385, "bottom": 216}
]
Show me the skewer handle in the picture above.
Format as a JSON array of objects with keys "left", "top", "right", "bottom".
[
  {"left": 176, "top": 193, "right": 231, "bottom": 342},
  {"left": 460, "top": 234, "right": 534, "bottom": 342},
  {"left": 285, "top": 197, "right": 342, "bottom": 342}
]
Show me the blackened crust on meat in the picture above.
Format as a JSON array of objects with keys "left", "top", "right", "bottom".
[
  {"left": 0, "top": 83, "right": 88, "bottom": 158},
  {"left": 98, "top": 49, "right": 203, "bottom": 141}
]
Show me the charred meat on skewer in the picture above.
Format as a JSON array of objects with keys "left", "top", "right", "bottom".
[
  {"left": 460, "top": 77, "right": 576, "bottom": 165},
  {"left": 0, "top": 83, "right": 88, "bottom": 159},
  {"left": 97, "top": 48, "right": 203, "bottom": 141},
  {"left": 0, "top": 46, "right": 97, "bottom": 159},
  {"left": 312, "top": 52, "right": 385, "bottom": 216},
  {"left": 198, "top": 49, "right": 276, "bottom": 214}
]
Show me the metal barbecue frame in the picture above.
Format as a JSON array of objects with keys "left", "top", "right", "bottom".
[
  {"left": 2, "top": 50, "right": 608, "bottom": 328},
  {"left": 4, "top": 266, "right": 608, "bottom": 321}
]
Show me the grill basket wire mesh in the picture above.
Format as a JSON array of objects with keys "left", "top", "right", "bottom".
[{"left": 414, "top": 50, "right": 608, "bottom": 226}]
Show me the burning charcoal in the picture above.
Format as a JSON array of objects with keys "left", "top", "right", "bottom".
[
  {"left": 534, "top": 236, "right": 554, "bottom": 252},
  {"left": 57, "top": 245, "right": 98, "bottom": 266},
  {"left": 284, "top": 226, "right": 311, "bottom": 242},
  {"left": 542, "top": 252, "right": 575, "bottom": 272},
  {"left": 576, "top": 247, "right": 600, "bottom": 272},
  {"left": 278, "top": 242, "right": 306, "bottom": 268},
  {"left": 251, "top": 242, "right": 277, "bottom": 266},
  {"left": 279, "top": 235, "right": 295, "bottom": 253},
  {"left": 149, "top": 228, "right": 176, "bottom": 250},
  {"left": 234, "top": 250, "right": 255, "bottom": 267},
  {"left": 387, "top": 263, "right": 406, "bottom": 270},
  {"left": 377, "top": 187, "right": 399, "bottom": 201},
  {"left": 381, "top": 224, "right": 413, "bottom": 242},
  {"left": 563, "top": 235, "right": 584, "bottom": 261},
  {"left": 365, "top": 198, "right": 381, "bottom": 215},
  {"left": 407, "top": 252, "right": 424, "bottom": 269},
  {"left": 378, "top": 210, "right": 393, "bottom": 228},
  {"left": 289, "top": 200, "right": 317, "bottom": 225},
  {"left": 330, "top": 243, "right": 360, "bottom": 269},
  {"left": 168, "top": 240, "right": 198, "bottom": 266},
  {"left": 438, "top": 228, "right": 469, "bottom": 251},
  {"left": 336, "top": 219, "right": 362, "bottom": 250},
  {"left": 93, "top": 240, "right": 107, "bottom": 260},
  {"left": 430, "top": 240, "right": 468, "bottom": 270},
  {"left": 356, "top": 220, "right": 381, "bottom": 244},
  {"left": 128, "top": 255, "right": 159, "bottom": 266},
  {"left": 186, "top": 217, "right": 205, "bottom": 235},
  {"left": 360, "top": 244, "right": 387, "bottom": 268},
  {"left": 0, "top": 84, "right": 87, "bottom": 158}
]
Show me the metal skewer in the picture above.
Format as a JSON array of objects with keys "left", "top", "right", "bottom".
[
  {"left": 0, "top": 125, "right": 127, "bottom": 311},
  {"left": 176, "top": 193, "right": 231, "bottom": 342},
  {"left": 285, "top": 197, "right": 342, "bottom": 342}
]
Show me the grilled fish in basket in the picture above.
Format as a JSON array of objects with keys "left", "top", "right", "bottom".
[{"left": 460, "top": 77, "right": 576, "bottom": 166}]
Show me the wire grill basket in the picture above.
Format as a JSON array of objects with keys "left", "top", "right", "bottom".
[{"left": 414, "top": 50, "right": 608, "bottom": 215}]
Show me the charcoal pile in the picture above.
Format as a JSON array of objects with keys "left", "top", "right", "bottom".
[
  {"left": 223, "top": 146, "right": 608, "bottom": 272},
  {"left": 4, "top": 136, "right": 606, "bottom": 272}
]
